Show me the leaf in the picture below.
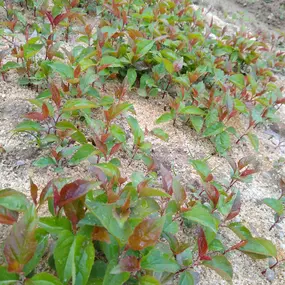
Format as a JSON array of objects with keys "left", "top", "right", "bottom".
[
  {"left": 110, "top": 125, "right": 126, "bottom": 142},
  {"left": 190, "top": 160, "right": 212, "bottom": 181},
  {"left": 162, "top": 58, "right": 174, "bottom": 74},
  {"left": 0, "top": 266, "right": 19, "bottom": 284},
  {"left": 71, "top": 131, "right": 87, "bottom": 144},
  {"left": 139, "top": 275, "right": 161, "bottom": 284},
  {"left": 203, "top": 255, "right": 233, "bottom": 283},
  {"left": 203, "top": 122, "right": 225, "bottom": 137},
  {"left": 228, "top": 222, "right": 252, "bottom": 240},
  {"left": 198, "top": 228, "right": 210, "bottom": 260},
  {"left": 263, "top": 198, "right": 284, "bottom": 216},
  {"left": 182, "top": 204, "right": 219, "bottom": 233},
  {"left": 39, "top": 217, "right": 72, "bottom": 234},
  {"left": 239, "top": 237, "right": 277, "bottom": 259},
  {"left": 102, "top": 260, "right": 130, "bottom": 285},
  {"left": 225, "top": 191, "right": 241, "bottom": 221},
  {"left": 0, "top": 189, "right": 30, "bottom": 212},
  {"left": 190, "top": 116, "right": 204, "bottom": 133},
  {"left": 50, "top": 83, "right": 61, "bottom": 109},
  {"left": 141, "top": 248, "right": 180, "bottom": 273},
  {"left": 205, "top": 184, "right": 220, "bottom": 208},
  {"left": 0, "top": 206, "right": 18, "bottom": 225},
  {"left": 23, "top": 43, "right": 43, "bottom": 59},
  {"left": 14, "top": 121, "right": 42, "bottom": 132},
  {"left": 178, "top": 272, "right": 195, "bottom": 285},
  {"left": 139, "top": 187, "right": 171, "bottom": 198},
  {"left": 247, "top": 133, "right": 259, "bottom": 151},
  {"left": 172, "top": 178, "right": 186, "bottom": 206},
  {"left": 70, "top": 144, "right": 97, "bottom": 165},
  {"left": 127, "top": 68, "right": 137, "bottom": 87},
  {"left": 151, "top": 128, "right": 169, "bottom": 141},
  {"left": 1, "top": 61, "right": 20, "bottom": 72},
  {"left": 63, "top": 99, "right": 97, "bottom": 111},
  {"left": 215, "top": 132, "right": 230, "bottom": 154},
  {"left": 100, "top": 56, "right": 122, "bottom": 68},
  {"left": 30, "top": 178, "right": 38, "bottom": 205},
  {"left": 59, "top": 180, "right": 94, "bottom": 207},
  {"left": 180, "top": 106, "right": 205, "bottom": 115},
  {"left": 155, "top": 112, "right": 173, "bottom": 124},
  {"left": 111, "top": 256, "right": 140, "bottom": 273},
  {"left": 229, "top": 74, "right": 245, "bottom": 90},
  {"left": 136, "top": 39, "right": 155, "bottom": 58},
  {"left": 25, "top": 273, "right": 63, "bottom": 285},
  {"left": 92, "top": 226, "right": 110, "bottom": 243},
  {"left": 176, "top": 248, "right": 193, "bottom": 266},
  {"left": 128, "top": 216, "right": 165, "bottom": 250},
  {"left": 49, "top": 62, "right": 74, "bottom": 79},
  {"left": 54, "top": 231, "right": 95, "bottom": 285},
  {"left": 4, "top": 208, "right": 38, "bottom": 273},
  {"left": 33, "top": 157, "right": 56, "bottom": 168},
  {"left": 55, "top": 121, "right": 77, "bottom": 130}
]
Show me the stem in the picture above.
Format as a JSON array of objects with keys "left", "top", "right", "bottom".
[{"left": 269, "top": 216, "right": 280, "bottom": 231}]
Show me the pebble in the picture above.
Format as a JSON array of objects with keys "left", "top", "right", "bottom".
[{"left": 265, "top": 268, "right": 275, "bottom": 282}]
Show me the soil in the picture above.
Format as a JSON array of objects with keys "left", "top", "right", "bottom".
[{"left": 0, "top": 1, "right": 285, "bottom": 285}]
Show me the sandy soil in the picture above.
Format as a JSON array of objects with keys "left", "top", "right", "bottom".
[{"left": 0, "top": 1, "right": 285, "bottom": 284}]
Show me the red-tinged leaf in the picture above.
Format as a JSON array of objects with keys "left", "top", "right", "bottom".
[
  {"left": 128, "top": 217, "right": 165, "bottom": 250},
  {"left": 59, "top": 179, "right": 93, "bottom": 207},
  {"left": 110, "top": 143, "right": 122, "bottom": 156},
  {"left": 205, "top": 184, "right": 220, "bottom": 208},
  {"left": 30, "top": 178, "right": 38, "bottom": 205},
  {"left": 240, "top": 169, "right": 256, "bottom": 177},
  {"left": 50, "top": 83, "right": 61, "bottom": 109},
  {"left": 172, "top": 178, "right": 186, "bottom": 206},
  {"left": 71, "top": 0, "right": 79, "bottom": 7},
  {"left": 225, "top": 192, "right": 241, "bottom": 221},
  {"left": 45, "top": 11, "right": 54, "bottom": 25},
  {"left": 161, "top": 164, "right": 173, "bottom": 195},
  {"left": 42, "top": 103, "right": 49, "bottom": 119},
  {"left": 237, "top": 156, "right": 254, "bottom": 170},
  {"left": 94, "top": 136, "right": 108, "bottom": 157},
  {"left": 90, "top": 166, "right": 108, "bottom": 184},
  {"left": 53, "top": 185, "right": 60, "bottom": 215},
  {"left": 63, "top": 198, "right": 85, "bottom": 231},
  {"left": 39, "top": 180, "right": 53, "bottom": 205},
  {"left": 25, "top": 112, "right": 45, "bottom": 121},
  {"left": 105, "top": 183, "right": 120, "bottom": 204},
  {"left": 205, "top": 174, "right": 214, "bottom": 182},
  {"left": 0, "top": 206, "right": 18, "bottom": 225},
  {"left": 122, "top": 10, "right": 128, "bottom": 25},
  {"left": 119, "top": 256, "right": 140, "bottom": 273},
  {"left": 4, "top": 210, "right": 37, "bottom": 273},
  {"left": 226, "top": 240, "right": 247, "bottom": 253},
  {"left": 53, "top": 13, "right": 69, "bottom": 26},
  {"left": 74, "top": 65, "right": 81, "bottom": 78},
  {"left": 92, "top": 226, "right": 110, "bottom": 243},
  {"left": 280, "top": 178, "right": 285, "bottom": 197},
  {"left": 198, "top": 228, "right": 210, "bottom": 259}
]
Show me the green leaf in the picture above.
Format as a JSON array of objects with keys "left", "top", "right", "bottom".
[
  {"left": 178, "top": 271, "right": 194, "bottom": 285},
  {"left": 239, "top": 238, "right": 277, "bottom": 259},
  {"left": 63, "top": 99, "right": 98, "bottom": 111},
  {"left": 263, "top": 198, "right": 284, "bottom": 216},
  {"left": 155, "top": 113, "right": 173, "bottom": 124},
  {"left": 234, "top": 99, "right": 248, "bottom": 114},
  {"left": 176, "top": 248, "right": 192, "bottom": 266},
  {"left": 190, "top": 159, "right": 211, "bottom": 181},
  {"left": 100, "top": 56, "right": 122, "bottom": 67},
  {"left": 39, "top": 217, "right": 72, "bottom": 235},
  {"left": 141, "top": 249, "right": 180, "bottom": 273},
  {"left": 33, "top": 157, "right": 56, "bottom": 168},
  {"left": 14, "top": 121, "right": 42, "bottom": 132},
  {"left": 203, "top": 255, "right": 233, "bottom": 283},
  {"left": 151, "top": 128, "right": 169, "bottom": 141},
  {"left": 70, "top": 144, "right": 98, "bottom": 165},
  {"left": 0, "top": 266, "right": 19, "bottom": 284},
  {"left": 190, "top": 116, "right": 204, "bottom": 133},
  {"left": 102, "top": 260, "right": 130, "bottom": 285},
  {"left": 162, "top": 58, "right": 174, "bottom": 74},
  {"left": 54, "top": 231, "right": 95, "bottom": 285},
  {"left": 48, "top": 62, "right": 74, "bottom": 79},
  {"left": 55, "top": 121, "right": 77, "bottom": 131},
  {"left": 182, "top": 203, "right": 219, "bottom": 233},
  {"left": 180, "top": 106, "right": 205, "bottom": 115},
  {"left": 229, "top": 74, "right": 245, "bottom": 90},
  {"left": 25, "top": 273, "right": 63, "bottom": 285},
  {"left": 1, "top": 61, "right": 21, "bottom": 72},
  {"left": 215, "top": 132, "right": 230, "bottom": 154},
  {"left": 139, "top": 187, "right": 171, "bottom": 198},
  {"left": 139, "top": 275, "right": 161, "bottom": 284},
  {"left": 110, "top": 125, "right": 126, "bottom": 142},
  {"left": 23, "top": 43, "right": 43, "bottom": 59},
  {"left": 136, "top": 39, "right": 155, "bottom": 58},
  {"left": 203, "top": 122, "right": 225, "bottom": 137},
  {"left": 0, "top": 189, "right": 30, "bottom": 212},
  {"left": 247, "top": 133, "right": 259, "bottom": 151},
  {"left": 228, "top": 222, "right": 252, "bottom": 240},
  {"left": 127, "top": 68, "right": 137, "bottom": 87}
]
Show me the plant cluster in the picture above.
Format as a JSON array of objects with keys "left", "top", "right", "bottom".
[{"left": 0, "top": 0, "right": 284, "bottom": 284}]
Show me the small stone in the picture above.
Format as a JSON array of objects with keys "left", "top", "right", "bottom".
[
  {"left": 268, "top": 258, "right": 276, "bottom": 267},
  {"left": 16, "top": 160, "right": 25, "bottom": 167},
  {"left": 265, "top": 268, "right": 275, "bottom": 282}
]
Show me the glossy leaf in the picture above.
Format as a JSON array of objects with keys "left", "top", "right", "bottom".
[
  {"left": 151, "top": 128, "right": 169, "bottom": 141},
  {"left": 0, "top": 189, "right": 30, "bottom": 212},
  {"left": 0, "top": 266, "right": 19, "bottom": 284},
  {"left": 139, "top": 275, "right": 161, "bottom": 284},
  {"left": 263, "top": 198, "right": 284, "bottom": 216},
  {"left": 178, "top": 272, "right": 195, "bottom": 285},
  {"left": 229, "top": 74, "right": 245, "bottom": 90},
  {"left": 70, "top": 144, "right": 98, "bottom": 164},
  {"left": 0, "top": 206, "right": 18, "bottom": 225},
  {"left": 25, "top": 273, "right": 63, "bottom": 285},
  {"left": 139, "top": 187, "right": 171, "bottom": 198},
  {"left": 225, "top": 192, "right": 241, "bottom": 221},
  {"left": 63, "top": 99, "right": 98, "bottom": 111}
]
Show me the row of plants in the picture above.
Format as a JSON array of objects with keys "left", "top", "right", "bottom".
[{"left": 0, "top": 0, "right": 284, "bottom": 284}]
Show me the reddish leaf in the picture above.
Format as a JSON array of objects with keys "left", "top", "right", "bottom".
[
  {"left": 205, "top": 184, "right": 220, "bottom": 208},
  {"left": 39, "top": 180, "right": 53, "bottom": 205},
  {"left": 198, "top": 228, "right": 211, "bottom": 260},
  {"left": 161, "top": 164, "right": 173, "bottom": 195},
  {"left": 4, "top": 211, "right": 37, "bottom": 273},
  {"left": 74, "top": 65, "right": 81, "bottom": 78},
  {"left": 128, "top": 217, "right": 165, "bottom": 250},
  {"left": 225, "top": 192, "right": 241, "bottom": 221},
  {"left": 50, "top": 83, "right": 61, "bottom": 109},
  {"left": 237, "top": 156, "right": 254, "bottom": 170},
  {"left": 42, "top": 103, "right": 49, "bottom": 119},
  {"left": 105, "top": 182, "right": 119, "bottom": 204},
  {"left": 45, "top": 11, "right": 54, "bottom": 25},
  {"left": 119, "top": 256, "right": 140, "bottom": 273},
  {"left": 90, "top": 166, "right": 108, "bottom": 184},
  {"left": 280, "top": 178, "right": 285, "bottom": 197},
  {"left": 59, "top": 179, "right": 93, "bottom": 207},
  {"left": 71, "top": 0, "right": 79, "bottom": 7},
  {"left": 226, "top": 240, "right": 247, "bottom": 253},
  {"left": 205, "top": 174, "right": 214, "bottom": 182},
  {"left": 92, "top": 226, "right": 110, "bottom": 243},
  {"left": 63, "top": 198, "right": 85, "bottom": 231},
  {"left": 172, "top": 178, "right": 186, "bottom": 206},
  {"left": 0, "top": 206, "right": 18, "bottom": 225},
  {"left": 25, "top": 112, "right": 45, "bottom": 121},
  {"left": 240, "top": 169, "right": 256, "bottom": 177},
  {"left": 94, "top": 136, "right": 108, "bottom": 157},
  {"left": 53, "top": 13, "right": 69, "bottom": 26},
  {"left": 110, "top": 143, "right": 122, "bottom": 156},
  {"left": 30, "top": 178, "right": 38, "bottom": 205},
  {"left": 53, "top": 185, "right": 60, "bottom": 215}
]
